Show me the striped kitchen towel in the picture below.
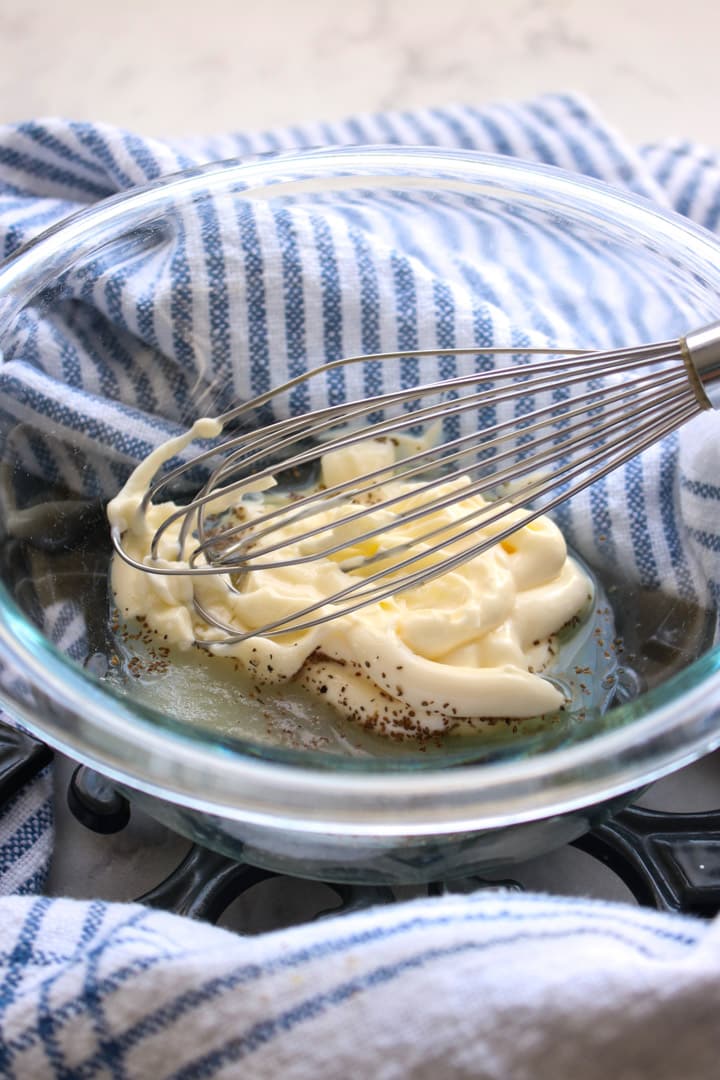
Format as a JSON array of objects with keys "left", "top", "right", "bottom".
[
  {"left": 1, "top": 94, "right": 720, "bottom": 1077},
  {"left": 1, "top": 889, "right": 720, "bottom": 1078}
]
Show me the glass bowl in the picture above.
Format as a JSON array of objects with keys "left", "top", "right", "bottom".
[{"left": 1, "top": 146, "right": 720, "bottom": 884}]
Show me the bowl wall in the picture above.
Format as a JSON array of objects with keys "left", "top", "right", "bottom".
[{"left": 1, "top": 148, "right": 720, "bottom": 878}]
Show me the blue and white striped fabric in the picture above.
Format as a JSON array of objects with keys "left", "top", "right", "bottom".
[
  {"left": 0, "top": 763, "right": 51, "bottom": 896},
  {"left": 2, "top": 94, "right": 720, "bottom": 1076},
  {"left": 0, "top": 890, "right": 719, "bottom": 1078}
]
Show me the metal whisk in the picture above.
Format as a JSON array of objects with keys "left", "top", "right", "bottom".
[{"left": 111, "top": 322, "right": 720, "bottom": 642}]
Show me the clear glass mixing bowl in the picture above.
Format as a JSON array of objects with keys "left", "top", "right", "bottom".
[{"left": 1, "top": 146, "right": 720, "bottom": 884}]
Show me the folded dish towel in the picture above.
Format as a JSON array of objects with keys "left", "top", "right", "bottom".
[
  {"left": 1, "top": 890, "right": 720, "bottom": 1079},
  {"left": 1, "top": 94, "right": 720, "bottom": 1078}
]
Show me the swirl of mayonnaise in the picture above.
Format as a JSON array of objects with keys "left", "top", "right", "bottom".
[{"left": 107, "top": 422, "right": 592, "bottom": 738}]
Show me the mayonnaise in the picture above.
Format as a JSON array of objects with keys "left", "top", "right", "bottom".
[{"left": 107, "top": 429, "right": 592, "bottom": 738}]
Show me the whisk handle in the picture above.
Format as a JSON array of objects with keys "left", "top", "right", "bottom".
[{"left": 683, "top": 320, "right": 720, "bottom": 406}]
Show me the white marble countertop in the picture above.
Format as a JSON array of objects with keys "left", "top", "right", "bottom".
[{"left": 0, "top": 0, "right": 716, "bottom": 148}]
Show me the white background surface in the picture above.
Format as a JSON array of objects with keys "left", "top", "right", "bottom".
[
  {"left": 2, "top": 0, "right": 715, "bottom": 904},
  {"left": 0, "top": 0, "right": 716, "bottom": 147}
]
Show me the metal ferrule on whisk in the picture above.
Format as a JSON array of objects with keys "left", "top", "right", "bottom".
[{"left": 682, "top": 320, "right": 720, "bottom": 408}]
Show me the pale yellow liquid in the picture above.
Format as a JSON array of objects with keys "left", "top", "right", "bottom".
[{"left": 105, "top": 573, "right": 619, "bottom": 765}]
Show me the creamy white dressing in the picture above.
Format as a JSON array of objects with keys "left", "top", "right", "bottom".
[{"left": 107, "top": 427, "right": 592, "bottom": 738}]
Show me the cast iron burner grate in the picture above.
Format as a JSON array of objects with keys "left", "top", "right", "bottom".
[{"left": 3, "top": 723, "right": 720, "bottom": 927}]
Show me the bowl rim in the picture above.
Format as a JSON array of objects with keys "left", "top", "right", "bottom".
[{"left": 2, "top": 143, "right": 720, "bottom": 836}]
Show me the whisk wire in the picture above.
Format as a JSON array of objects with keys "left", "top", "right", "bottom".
[
  {"left": 158, "top": 348, "right": 686, "bottom": 562},
  {"left": 192, "top": 398, "right": 701, "bottom": 644},
  {"left": 196, "top": 365, "right": 691, "bottom": 570},
  {"left": 110, "top": 332, "right": 719, "bottom": 643},
  {"left": 148, "top": 343, "right": 677, "bottom": 515}
]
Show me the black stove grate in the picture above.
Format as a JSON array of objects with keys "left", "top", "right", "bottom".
[{"left": 4, "top": 725, "right": 720, "bottom": 927}]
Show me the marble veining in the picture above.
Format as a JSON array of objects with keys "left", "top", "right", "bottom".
[{"left": 0, "top": 0, "right": 714, "bottom": 145}]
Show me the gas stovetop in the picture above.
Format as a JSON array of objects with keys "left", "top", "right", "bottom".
[{"left": 4, "top": 723, "right": 720, "bottom": 932}]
